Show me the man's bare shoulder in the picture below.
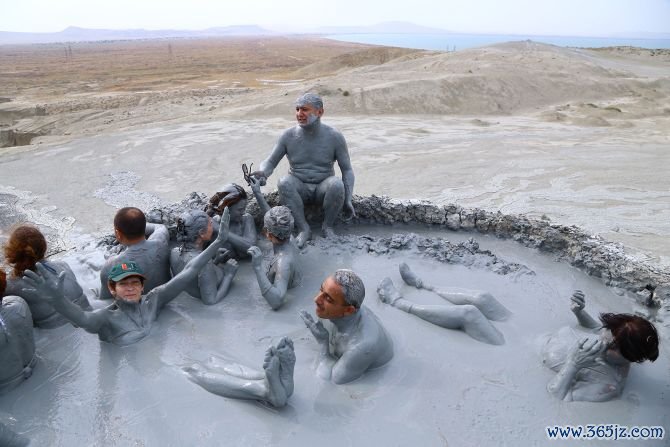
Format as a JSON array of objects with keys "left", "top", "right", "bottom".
[{"left": 358, "top": 308, "right": 390, "bottom": 339}]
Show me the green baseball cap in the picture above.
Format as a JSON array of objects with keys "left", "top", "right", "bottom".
[{"left": 108, "top": 262, "right": 146, "bottom": 282}]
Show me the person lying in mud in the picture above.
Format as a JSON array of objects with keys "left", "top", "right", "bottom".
[
  {"left": 250, "top": 93, "right": 356, "bottom": 248},
  {"left": 376, "top": 263, "right": 507, "bottom": 345},
  {"left": 246, "top": 177, "right": 300, "bottom": 310},
  {"left": 183, "top": 337, "right": 296, "bottom": 408},
  {"left": 3, "top": 225, "right": 92, "bottom": 328},
  {"left": 0, "top": 270, "right": 36, "bottom": 395},
  {"left": 204, "top": 183, "right": 257, "bottom": 259},
  {"left": 300, "top": 270, "right": 393, "bottom": 384},
  {"left": 20, "top": 209, "right": 233, "bottom": 346},
  {"left": 99, "top": 207, "right": 171, "bottom": 301},
  {"left": 542, "top": 290, "right": 659, "bottom": 402},
  {"left": 170, "top": 210, "right": 239, "bottom": 305}
]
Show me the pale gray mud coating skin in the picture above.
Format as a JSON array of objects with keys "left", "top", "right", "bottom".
[
  {"left": 170, "top": 210, "right": 238, "bottom": 305},
  {"left": 301, "top": 270, "right": 393, "bottom": 384},
  {"left": 21, "top": 210, "right": 233, "bottom": 346},
  {"left": 0, "top": 295, "right": 36, "bottom": 395},
  {"left": 377, "top": 264, "right": 505, "bottom": 345},
  {"left": 399, "top": 262, "right": 511, "bottom": 321},
  {"left": 99, "top": 222, "right": 171, "bottom": 301},
  {"left": 208, "top": 186, "right": 257, "bottom": 259},
  {"left": 254, "top": 93, "right": 356, "bottom": 248},
  {"left": 247, "top": 180, "right": 300, "bottom": 310},
  {"left": 184, "top": 337, "right": 296, "bottom": 408},
  {"left": 6, "top": 260, "right": 91, "bottom": 328},
  {"left": 542, "top": 291, "right": 657, "bottom": 402}
]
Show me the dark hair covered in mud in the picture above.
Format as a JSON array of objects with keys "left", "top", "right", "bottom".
[
  {"left": 600, "top": 313, "right": 659, "bottom": 363},
  {"left": 114, "top": 207, "right": 147, "bottom": 239},
  {"left": 206, "top": 184, "right": 247, "bottom": 217},
  {"left": 4, "top": 225, "right": 47, "bottom": 277}
]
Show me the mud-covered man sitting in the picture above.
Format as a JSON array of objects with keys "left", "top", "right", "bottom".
[{"left": 252, "top": 93, "right": 356, "bottom": 247}]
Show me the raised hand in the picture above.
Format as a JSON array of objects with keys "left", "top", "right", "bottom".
[
  {"left": 247, "top": 246, "right": 264, "bottom": 268},
  {"left": 222, "top": 259, "right": 238, "bottom": 277},
  {"left": 215, "top": 206, "right": 230, "bottom": 244},
  {"left": 299, "top": 310, "right": 329, "bottom": 343},
  {"left": 569, "top": 337, "right": 605, "bottom": 368},
  {"left": 21, "top": 262, "right": 65, "bottom": 303},
  {"left": 248, "top": 175, "right": 262, "bottom": 194},
  {"left": 213, "top": 248, "right": 231, "bottom": 265},
  {"left": 570, "top": 290, "right": 586, "bottom": 313},
  {"left": 250, "top": 170, "right": 267, "bottom": 187}
]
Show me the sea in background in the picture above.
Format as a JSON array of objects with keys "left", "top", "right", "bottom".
[{"left": 328, "top": 33, "right": 670, "bottom": 51}]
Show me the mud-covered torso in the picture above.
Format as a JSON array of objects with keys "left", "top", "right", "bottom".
[
  {"left": 170, "top": 248, "right": 222, "bottom": 299},
  {"left": 98, "top": 290, "right": 162, "bottom": 346},
  {"left": 282, "top": 123, "right": 344, "bottom": 184},
  {"left": 100, "top": 236, "right": 171, "bottom": 300},
  {"left": 265, "top": 242, "right": 300, "bottom": 289},
  {"left": 541, "top": 326, "right": 629, "bottom": 390}
]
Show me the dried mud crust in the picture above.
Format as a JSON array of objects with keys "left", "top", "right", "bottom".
[{"left": 127, "top": 192, "right": 668, "bottom": 306}]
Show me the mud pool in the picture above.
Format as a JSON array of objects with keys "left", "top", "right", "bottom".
[{"left": 0, "top": 223, "right": 667, "bottom": 446}]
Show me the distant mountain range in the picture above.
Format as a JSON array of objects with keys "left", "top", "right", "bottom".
[
  {"left": 0, "top": 22, "right": 454, "bottom": 45},
  {"left": 1, "top": 22, "right": 664, "bottom": 45},
  {"left": 0, "top": 25, "right": 278, "bottom": 45}
]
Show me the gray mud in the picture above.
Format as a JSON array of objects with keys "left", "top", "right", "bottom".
[{"left": 3, "top": 214, "right": 668, "bottom": 446}]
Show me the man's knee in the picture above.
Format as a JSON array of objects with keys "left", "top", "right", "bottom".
[
  {"left": 323, "top": 177, "right": 344, "bottom": 198},
  {"left": 278, "top": 175, "right": 301, "bottom": 197}
]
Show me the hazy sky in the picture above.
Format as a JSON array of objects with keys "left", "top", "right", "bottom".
[{"left": 2, "top": 0, "right": 669, "bottom": 36}]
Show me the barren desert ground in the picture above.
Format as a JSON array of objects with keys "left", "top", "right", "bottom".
[
  {"left": 1, "top": 36, "right": 670, "bottom": 447},
  {"left": 1, "top": 36, "right": 668, "bottom": 266}
]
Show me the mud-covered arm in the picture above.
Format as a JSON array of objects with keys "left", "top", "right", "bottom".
[
  {"left": 300, "top": 310, "right": 339, "bottom": 378},
  {"left": 334, "top": 132, "right": 356, "bottom": 217},
  {"left": 156, "top": 208, "right": 230, "bottom": 308},
  {"left": 330, "top": 344, "right": 377, "bottom": 384},
  {"left": 145, "top": 223, "right": 169, "bottom": 244},
  {"left": 547, "top": 337, "right": 605, "bottom": 401},
  {"left": 249, "top": 176, "right": 271, "bottom": 216},
  {"left": 249, "top": 247, "right": 290, "bottom": 310},
  {"left": 570, "top": 290, "right": 600, "bottom": 330},
  {"left": 22, "top": 264, "right": 107, "bottom": 333},
  {"left": 198, "top": 260, "right": 237, "bottom": 305},
  {"left": 258, "top": 132, "right": 289, "bottom": 178}
]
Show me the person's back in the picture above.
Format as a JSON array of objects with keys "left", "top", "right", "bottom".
[
  {"left": 0, "top": 295, "right": 36, "bottom": 394},
  {"left": 99, "top": 208, "right": 171, "bottom": 300},
  {"left": 100, "top": 232, "right": 171, "bottom": 300},
  {"left": 3, "top": 225, "right": 91, "bottom": 328}
]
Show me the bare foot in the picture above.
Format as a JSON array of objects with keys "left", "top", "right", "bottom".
[
  {"left": 183, "top": 363, "right": 207, "bottom": 381},
  {"left": 295, "top": 229, "right": 311, "bottom": 248},
  {"left": 263, "top": 347, "right": 288, "bottom": 407},
  {"left": 399, "top": 262, "right": 424, "bottom": 289},
  {"left": 275, "top": 337, "right": 296, "bottom": 397},
  {"left": 377, "top": 277, "right": 403, "bottom": 305},
  {"left": 321, "top": 225, "right": 336, "bottom": 239}
]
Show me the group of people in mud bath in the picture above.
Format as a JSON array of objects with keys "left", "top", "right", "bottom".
[{"left": 0, "top": 93, "right": 660, "bottom": 437}]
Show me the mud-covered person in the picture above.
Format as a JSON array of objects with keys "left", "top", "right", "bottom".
[
  {"left": 300, "top": 270, "right": 393, "bottom": 384},
  {"left": 21, "top": 209, "right": 234, "bottom": 346},
  {"left": 99, "top": 207, "right": 171, "bottom": 301},
  {"left": 3, "top": 225, "right": 91, "bottom": 328},
  {"left": 251, "top": 93, "right": 356, "bottom": 248},
  {"left": 0, "top": 270, "right": 36, "bottom": 395}
]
